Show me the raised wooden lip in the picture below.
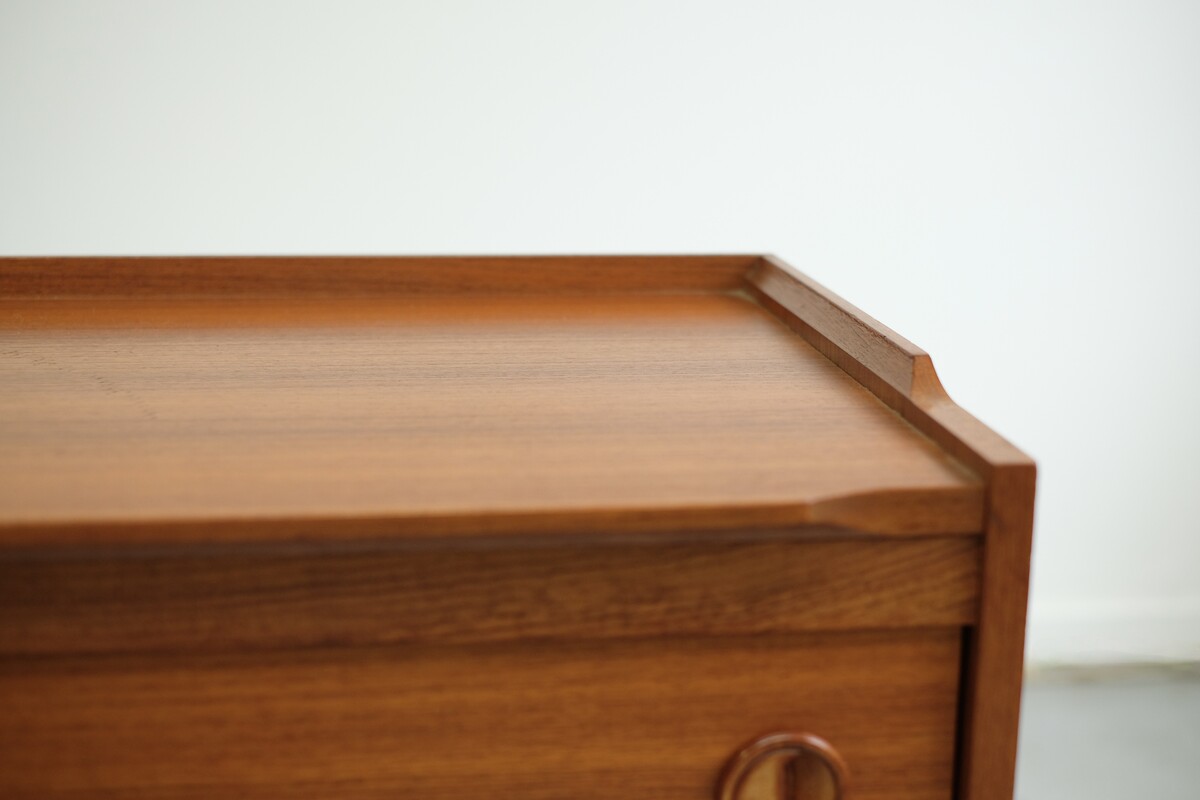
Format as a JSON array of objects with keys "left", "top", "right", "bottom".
[
  {"left": 0, "top": 489, "right": 983, "bottom": 552},
  {"left": 0, "top": 254, "right": 759, "bottom": 297},
  {"left": 746, "top": 255, "right": 1033, "bottom": 474},
  {"left": 0, "top": 254, "right": 1008, "bottom": 549},
  {"left": 0, "top": 252, "right": 1034, "bottom": 475},
  {"left": 0, "top": 254, "right": 1024, "bottom": 463}
]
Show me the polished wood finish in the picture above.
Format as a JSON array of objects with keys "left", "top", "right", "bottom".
[
  {"left": 0, "top": 630, "right": 962, "bottom": 800},
  {"left": 0, "top": 535, "right": 981, "bottom": 657},
  {"left": 0, "top": 254, "right": 754, "bottom": 297},
  {"left": 0, "top": 288, "right": 981, "bottom": 547},
  {"left": 0, "top": 255, "right": 1034, "bottom": 800},
  {"left": 747, "top": 256, "right": 1036, "bottom": 800}
]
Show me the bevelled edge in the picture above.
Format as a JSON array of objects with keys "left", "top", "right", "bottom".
[{"left": 0, "top": 484, "right": 984, "bottom": 555}]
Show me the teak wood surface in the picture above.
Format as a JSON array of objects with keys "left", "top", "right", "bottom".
[
  {"left": 0, "top": 255, "right": 1034, "bottom": 800},
  {"left": 0, "top": 280, "right": 980, "bottom": 546},
  {"left": 0, "top": 536, "right": 982, "bottom": 657},
  {"left": 2, "top": 631, "right": 962, "bottom": 800}
]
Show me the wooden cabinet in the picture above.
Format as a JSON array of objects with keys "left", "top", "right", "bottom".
[{"left": 0, "top": 255, "right": 1034, "bottom": 799}]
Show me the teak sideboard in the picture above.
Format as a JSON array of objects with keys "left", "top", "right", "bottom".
[{"left": 0, "top": 255, "right": 1035, "bottom": 800}]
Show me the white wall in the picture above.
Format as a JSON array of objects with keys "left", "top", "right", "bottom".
[{"left": 3, "top": 1, "right": 1198, "bottom": 665}]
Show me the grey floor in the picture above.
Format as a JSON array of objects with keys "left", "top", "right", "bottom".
[{"left": 1015, "top": 666, "right": 1200, "bottom": 799}]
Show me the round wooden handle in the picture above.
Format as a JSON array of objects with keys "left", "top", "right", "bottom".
[{"left": 717, "top": 732, "right": 849, "bottom": 800}]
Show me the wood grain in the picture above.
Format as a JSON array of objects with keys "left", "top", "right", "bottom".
[
  {"left": 955, "top": 466, "right": 1035, "bottom": 800},
  {"left": 0, "top": 255, "right": 1033, "bottom": 800},
  {"left": 746, "top": 256, "right": 1030, "bottom": 471},
  {"left": 0, "top": 630, "right": 963, "bottom": 800},
  {"left": 0, "top": 535, "right": 981, "bottom": 657},
  {"left": 747, "top": 255, "right": 1036, "bottom": 800},
  {"left": 0, "top": 255, "right": 755, "bottom": 297},
  {"left": 0, "top": 288, "right": 982, "bottom": 546}
]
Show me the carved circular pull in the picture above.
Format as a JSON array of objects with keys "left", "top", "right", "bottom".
[{"left": 717, "top": 732, "right": 848, "bottom": 800}]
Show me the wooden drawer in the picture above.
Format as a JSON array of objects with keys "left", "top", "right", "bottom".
[
  {"left": 0, "top": 535, "right": 978, "bottom": 798},
  {"left": 1, "top": 631, "right": 963, "bottom": 800}
]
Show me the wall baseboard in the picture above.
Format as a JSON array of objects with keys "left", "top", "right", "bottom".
[{"left": 1025, "top": 597, "right": 1200, "bottom": 667}]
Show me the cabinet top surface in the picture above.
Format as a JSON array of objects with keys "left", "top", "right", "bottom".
[{"left": 0, "top": 256, "right": 990, "bottom": 548}]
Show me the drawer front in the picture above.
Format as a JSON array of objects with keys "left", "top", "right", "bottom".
[
  {"left": 0, "top": 536, "right": 980, "bottom": 656},
  {"left": 0, "top": 629, "right": 962, "bottom": 800}
]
